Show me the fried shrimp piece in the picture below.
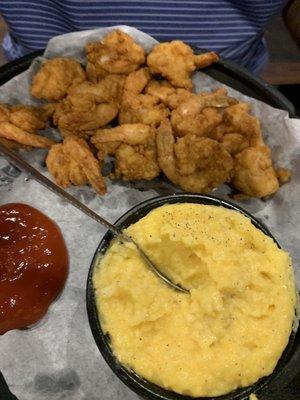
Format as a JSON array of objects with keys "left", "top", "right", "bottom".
[
  {"left": 92, "top": 123, "right": 152, "bottom": 146},
  {"left": 119, "top": 69, "right": 169, "bottom": 126},
  {"left": 9, "top": 105, "right": 50, "bottom": 133},
  {"left": 53, "top": 74, "right": 123, "bottom": 137},
  {"left": 46, "top": 143, "right": 88, "bottom": 188},
  {"left": 231, "top": 146, "right": 279, "bottom": 198},
  {"left": 31, "top": 58, "right": 86, "bottom": 101},
  {"left": 123, "top": 67, "right": 151, "bottom": 94},
  {"left": 0, "top": 103, "right": 54, "bottom": 148},
  {"left": 86, "top": 30, "right": 146, "bottom": 82},
  {"left": 0, "top": 104, "right": 10, "bottom": 122},
  {"left": 145, "top": 79, "right": 175, "bottom": 101},
  {"left": 67, "top": 74, "right": 125, "bottom": 109},
  {"left": 63, "top": 136, "right": 106, "bottom": 194},
  {"left": 0, "top": 103, "right": 49, "bottom": 132},
  {"left": 114, "top": 142, "right": 160, "bottom": 181},
  {"left": 119, "top": 93, "right": 169, "bottom": 126},
  {"left": 215, "top": 103, "right": 264, "bottom": 154},
  {"left": 91, "top": 124, "right": 160, "bottom": 180},
  {"left": 147, "top": 41, "right": 218, "bottom": 89},
  {"left": 156, "top": 119, "right": 233, "bottom": 193},
  {"left": 165, "top": 88, "right": 194, "bottom": 110},
  {"left": 145, "top": 79, "right": 193, "bottom": 109},
  {"left": 194, "top": 52, "right": 220, "bottom": 68},
  {"left": 0, "top": 122, "right": 54, "bottom": 148},
  {"left": 171, "top": 88, "right": 236, "bottom": 137},
  {"left": 46, "top": 136, "right": 106, "bottom": 194},
  {"left": 276, "top": 168, "right": 291, "bottom": 184},
  {"left": 171, "top": 101, "right": 221, "bottom": 137},
  {"left": 55, "top": 102, "right": 119, "bottom": 137},
  {"left": 91, "top": 123, "right": 153, "bottom": 159}
]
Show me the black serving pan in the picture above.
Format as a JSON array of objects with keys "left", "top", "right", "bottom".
[{"left": 87, "top": 194, "right": 299, "bottom": 400}]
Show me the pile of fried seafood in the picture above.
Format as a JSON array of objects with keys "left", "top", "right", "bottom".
[{"left": 0, "top": 30, "right": 290, "bottom": 199}]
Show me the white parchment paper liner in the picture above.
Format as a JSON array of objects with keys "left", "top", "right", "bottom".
[{"left": 0, "top": 26, "right": 299, "bottom": 400}]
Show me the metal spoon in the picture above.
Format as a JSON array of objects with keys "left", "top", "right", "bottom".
[{"left": 0, "top": 144, "right": 188, "bottom": 294}]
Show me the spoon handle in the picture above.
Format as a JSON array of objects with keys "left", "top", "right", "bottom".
[
  {"left": 0, "top": 144, "right": 121, "bottom": 237},
  {"left": 0, "top": 143, "right": 188, "bottom": 294}
]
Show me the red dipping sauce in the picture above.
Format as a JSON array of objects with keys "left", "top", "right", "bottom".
[{"left": 0, "top": 203, "right": 68, "bottom": 335}]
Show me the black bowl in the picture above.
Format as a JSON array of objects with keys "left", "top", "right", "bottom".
[{"left": 86, "top": 194, "right": 299, "bottom": 400}]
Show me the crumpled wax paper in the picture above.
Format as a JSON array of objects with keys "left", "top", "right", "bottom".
[{"left": 0, "top": 26, "right": 299, "bottom": 400}]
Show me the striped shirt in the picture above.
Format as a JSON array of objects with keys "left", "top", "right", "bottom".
[{"left": 0, "top": 0, "right": 286, "bottom": 74}]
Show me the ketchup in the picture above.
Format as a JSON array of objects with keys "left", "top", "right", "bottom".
[{"left": 0, "top": 203, "right": 68, "bottom": 335}]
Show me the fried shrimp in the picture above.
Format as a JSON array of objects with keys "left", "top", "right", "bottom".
[
  {"left": 212, "top": 103, "right": 264, "bottom": 155},
  {"left": 54, "top": 101, "right": 119, "bottom": 137},
  {"left": 46, "top": 143, "right": 88, "bottom": 188},
  {"left": 123, "top": 68, "right": 151, "bottom": 94},
  {"left": 67, "top": 74, "right": 125, "bottom": 109},
  {"left": 119, "top": 93, "right": 169, "bottom": 126},
  {"left": 47, "top": 136, "right": 106, "bottom": 194},
  {"left": 91, "top": 123, "right": 160, "bottom": 180},
  {"left": 0, "top": 103, "right": 54, "bottom": 148},
  {"left": 147, "top": 41, "right": 218, "bottom": 89},
  {"left": 156, "top": 120, "right": 233, "bottom": 193},
  {"left": 91, "top": 124, "right": 151, "bottom": 160},
  {"left": 145, "top": 80, "right": 193, "bottom": 110},
  {"left": 31, "top": 58, "right": 86, "bottom": 101},
  {"left": 52, "top": 73, "right": 125, "bottom": 137},
  {"left": 86, "top": 30, "right": 145, "bottom": 81},
  {"left": 171, "top": 88, "right": 236, "bottom": 137},
  {"left": 9, "top": 105, "right": 50, "bottom": 133},
  {"left": 119, "top": 69, "right": 169, "bottom": 126},
  {"left": 0, "top": 122, "right": 54, "bottom": 148},
  {"left": 231, "top": 146, "right": 279, "bottom": 198}
]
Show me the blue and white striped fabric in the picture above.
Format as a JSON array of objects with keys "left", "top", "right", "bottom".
[{"left": 0, "top": 0, "right": 286, "bottom": 74}]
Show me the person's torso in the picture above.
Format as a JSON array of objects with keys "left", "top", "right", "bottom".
[{"left": 0, "top": 0, "right": 286, "bottom": 72}]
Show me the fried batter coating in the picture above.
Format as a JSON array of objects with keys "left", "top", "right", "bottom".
[
  {"left": 55, "top": 102, "right": 119, "bottom": 137},
  {"left": 9, "top": 105, "right": 49, "bottom": 133},
  {"left": 67, "top": 74, "right": 125, "bottom": 109},
  {"left": 91, "top": 123, "right": 160, "bottom": 180},
  {"left": 147, "top": 41, "right": 218, "bottom": 89},
  {"left": 0, "top": 104, "right": 10, "bottom": 122},
  {"left": 46, "top": 143, "right": 88, "bottom": 187},
  {"left": 145, "top": 79, "right": 175, "bottom": 101},
  {"left": 194, "top": 52, "right": 219, "bottom": 68},
  {"left": 92, "top": 124, "right": 152, "bottom": 146},
  {"left": 145, "top": 79, "right": 193, "bottom": 110},
  {"left": 119, "top": 69, "right": 169, "bottom": 126},
  {"left": 86, "top": 30, "right": 145, "bottom": 82},
  {"left": 213, "top": 103, "right": 264, "bottom": 154},
  {"left": 46, "top": 136, "right": 106, "bottom": 194},
  {"left": 156, "top": 119, "right": 233, "bottom": 193},
  {"left": 123, "top": 68, "right": 151, "bottom": 94},
  {"left": 31, "top": 58, "right": 86, "bottom": 101},
  {"left": 0, "top": 122, "right": 54, "bottom": 148},
  {"left": 171, "top": 88, "right": 236, "bottom": 137},
  {"left": 119, "top": 93, "right": 169, "bottom": 126},
  {"left": 171, "top": 103, "right": 221, "bottom": 137},
  {"left": 114, "top": 142, "right": 160, "bottom": 181},
  {"left": 0, "top": 103, "right": 53, "bottom": 148},
  {"left": 0, "top": 103, "right": 50, "bottom": 132},
  {"left": 91, "top": 124, "right": 152, "bottom": 160},
  {"left": 231, "top": 146, "right": 279, "bottom": 198},
  {"left": 52, "top": 74, "right": 123, "bottom": 137},
  {"left": 276, "top": 168, "right": 291, "bottom": 184}
]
